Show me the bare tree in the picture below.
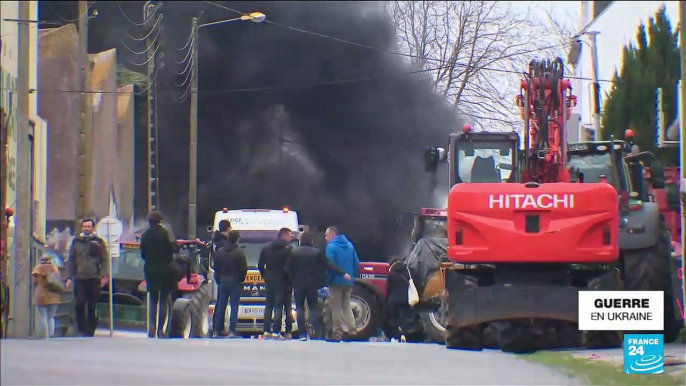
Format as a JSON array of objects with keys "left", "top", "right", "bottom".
[{"left": 386, "top": 1, "right": 574, "bottom": 131}]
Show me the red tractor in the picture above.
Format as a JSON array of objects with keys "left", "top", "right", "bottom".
[{"left": 424, "top": 58, "right": 682, "bottom": 352}]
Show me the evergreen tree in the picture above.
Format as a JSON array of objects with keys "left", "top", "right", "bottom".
[{"left": 601, "top": 5, "right": 680, "bottom": 165}]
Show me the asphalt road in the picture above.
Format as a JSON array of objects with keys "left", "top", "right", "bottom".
[{"left": 1, "top": 335, "right": 578, "bottom": 385}]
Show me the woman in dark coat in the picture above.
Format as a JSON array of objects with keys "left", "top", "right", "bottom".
[
  {"left": 386, "top": 257, "right": 413, "bottom": 342},
  {"left": 140, "top": 210, "right": 177, "bottom": 338}
]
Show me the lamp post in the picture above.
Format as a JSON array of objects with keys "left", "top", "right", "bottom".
[{"left": 188, "top": 12, "right": 266, "bottom": 239}]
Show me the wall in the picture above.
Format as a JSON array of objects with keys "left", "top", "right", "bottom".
[
  {"left": 116, "top": 84, "right": 135, "bottom": 228},
  {"left": 31, "top": 117, "right": 47, "bottom": 243},
  {"left": 1, "top": 0, "right": 19, "bottom": 233},
  {"left": 1, "top": 0, "right": 48, "bottom": 337},
  {"left": 38, "top": 25, "right": 80, "bottom": 222},
  {"left": 90, "top": 49, "right": 120, "bottom": 219},
  {"left": 574, "top": 1, "right": 680, "bottom": 133}
]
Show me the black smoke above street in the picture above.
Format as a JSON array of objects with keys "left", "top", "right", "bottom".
[{"left": 46, "top": 1, "right": 458, "bottom": 260}]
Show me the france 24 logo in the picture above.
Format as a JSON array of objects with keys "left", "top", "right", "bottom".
[{"left": 623, "top": 334, "right": 664, "bottom": 374}]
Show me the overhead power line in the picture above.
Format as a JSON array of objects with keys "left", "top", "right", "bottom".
[
  {"left": 115, "top": 1, "right": 160, "bottom": 26},
  {"left": 201, "top": 1, "right": 598, "bottom": 82},
  {"left": 44, "top": 1, "right": 96, "bottom": 24}
]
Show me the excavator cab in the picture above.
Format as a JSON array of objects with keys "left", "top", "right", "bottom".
[{"left": 425, "top": 126, "right": 520, "bottom": 187}]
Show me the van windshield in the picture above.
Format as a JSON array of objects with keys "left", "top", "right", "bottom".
[{"left": 238, "top": 240, "right": 300, "bottom": 268}]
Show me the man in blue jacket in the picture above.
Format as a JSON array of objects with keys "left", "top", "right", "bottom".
[{"left": 324, "top": 226, "right": 359, "bottom": 341}]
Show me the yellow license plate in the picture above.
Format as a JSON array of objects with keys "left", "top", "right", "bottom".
[{"left": 244, "top": 274, "right": 263, "bottom": 283}]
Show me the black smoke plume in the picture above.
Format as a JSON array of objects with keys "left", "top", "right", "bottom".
[{"left": 42, "top": 1, "right": 457, "bottom": 260}]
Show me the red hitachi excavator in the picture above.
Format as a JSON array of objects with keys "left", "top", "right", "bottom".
[{"left": 426, "top": 58, "right": 624, "bottom": 353}]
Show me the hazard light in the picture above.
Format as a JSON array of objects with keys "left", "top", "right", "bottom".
[
  {"left": 462, "top": 124, "right": 472, "bottom": 133},
  {"left": 222, "top": 208, "right": 228, "bottom": 213},
  {"left": 282, "top": 207, "right": 289, "bottom": 213}
]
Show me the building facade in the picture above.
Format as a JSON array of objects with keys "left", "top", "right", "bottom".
[
  {"left": 570, "top": 1, "right": 679, "bottom": 139},
  {"left": 1, "top": 0, "right": 49, "bottom": 337}
]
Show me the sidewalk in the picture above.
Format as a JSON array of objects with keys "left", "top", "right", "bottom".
[{"left": 94, "top": 328, "right": 147, "bottom": 339}]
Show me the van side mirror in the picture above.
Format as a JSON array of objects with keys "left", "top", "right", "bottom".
[
  {"left": 206, "top": 226, "right": 213, "bottom": 233},
  {"left": 649, "top": 160, "right": 665, "bottom": 189},
  {"left": 424, "top": 147, "right": 447, "bottom": 172}
]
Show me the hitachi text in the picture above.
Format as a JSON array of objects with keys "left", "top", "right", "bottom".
[{"left": 488, "top": 194, "right": 575, "bottom": 209}]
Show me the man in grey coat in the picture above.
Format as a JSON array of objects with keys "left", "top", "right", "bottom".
[{"left": 66, "top": 218, "right": 109, "bottom": 337}]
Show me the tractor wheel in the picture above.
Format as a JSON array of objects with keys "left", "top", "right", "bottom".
[
  {"left": 169, "top": 298, "right": 192, "bottom": 339},
  {"left": 556, "top": 322, "right": 583, "bottom": 349},
  {"left": 168, "top": 284, "right": 210, "bottom": 339},
  {"left": 350, "top": 284, "right": 382, "bottom": 341},
  {"left": 420, "top": 310, "right": 447, "bottom": 344},
  {"left": 188, "top": 284, "right": 210, "bottom": 338},
  {"left": 493, "top": 321, "right": 541, "bottom": 354},
  {"left": 319, "top": 285, "right": 381, "bottom": 341},
  {"left": 445, "top": 323, "right": 483, "bottom": 351},
  {"left": 584, "top": 331, "right": 621, "bottom": 349},
  {"left": 623, "top": 218, "right": 683, "bottom": 343},
  {"left": 482, "top": 323, "right": 498, "bottom": 349}
]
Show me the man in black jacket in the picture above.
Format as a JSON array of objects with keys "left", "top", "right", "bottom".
[
  {"left": 211, "top": 220, "right": 231, "bottom": 258},
  {"left": 258, "top": 227, "right": 293, "bottom": 340},
  {"left": 287, "top": 232, "right": 350, "bottom": 341},
  {"left": 213, "top": 230, "right": 248, "bottom": 338}
]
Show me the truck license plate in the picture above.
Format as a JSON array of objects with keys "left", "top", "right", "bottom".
[{"left": 240, "top": 306, "right": 264, "bottom": 317}]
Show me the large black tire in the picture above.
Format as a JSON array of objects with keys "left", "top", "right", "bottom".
[
  {"left": 420, "top": 311, "right": 447, "bottom": 344},
  {"left": 169, "top": 284, "right": 210, "bottom": 339},
  {"left": 350, "top": 284, "right": 382, "bottom": 341},
  {"left": 445, "top": 324, "right": 483, "bottom": 351},
  {"left": 320, "top": 285, "right": 382, "bottom": 341},
  {"left": 623, "top": 218, "right": 683, "bottom": 343},
  {"left": 493, "top": 321, "right": 539, "bottom": 354}
]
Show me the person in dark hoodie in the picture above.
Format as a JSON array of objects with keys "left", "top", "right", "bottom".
[
  {"left": 258, "top": 227, "right": 293, "bottom": 340},
  {"left": 286, "top": 232, "right": 350, "bottom": 341},
  {"left": 212, "top": 230, "right": 248, "bottom": 338},
  {"left": 386, "top": 257, "right": 413, "bottom": 343},
  {"left": 65, "top": 218, "right": 109, "bottom": 337},
  {"left": 324, "top": 226, "right": 359, "bottom": 342},
  {"left": 140, "top": 211, "right": 177, "bottom": 338},
  {"left": 211, "top": 220, "right": 231, "bottom": 258}
]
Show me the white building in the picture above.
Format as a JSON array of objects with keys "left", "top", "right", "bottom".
[
  {"left": 1, "top": 0, "right": 48, "bottom": 337},
  {"left": 568, "top": 1, "right": 680, "bottom": 141}
]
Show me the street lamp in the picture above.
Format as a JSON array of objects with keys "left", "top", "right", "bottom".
[{"left": 188, "top": 12, "right": 266, "bottom": 239}]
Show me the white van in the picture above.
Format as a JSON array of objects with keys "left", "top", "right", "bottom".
[{"left": 207, "top": 208, "right": 305, "bottom": 336}]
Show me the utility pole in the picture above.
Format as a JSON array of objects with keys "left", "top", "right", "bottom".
[
  {"left": 10, "top": 0, "right": 32, "bottom": 338},
  {"left": 145, "top": 1, "right": 159, "bottom": 213},
  {"left": 76, "top": 0, "right": 93, "bottom": 231},
  {"left": 188, "top": 17, "right": 198, "bottom": 240},
  {"left": 678, "top": 0, "right": 686, "bottom": 314},
  {"left": 587, "top": 31, "right": 602, "bottom": 140}
]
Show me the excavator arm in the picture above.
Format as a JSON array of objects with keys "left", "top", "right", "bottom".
[{"left": 516, "top": 58, "right": 577, "bottom": 184}]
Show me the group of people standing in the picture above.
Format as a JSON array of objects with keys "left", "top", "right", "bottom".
[
  {"left": 31, "top": 218, "right": 110, "bottom": 338},
  {"left": 210, "top": 220, "right": 359, "bottom": 342},
  {"left": 30, "top": 211, "right": 409, "bottom": 342}
]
